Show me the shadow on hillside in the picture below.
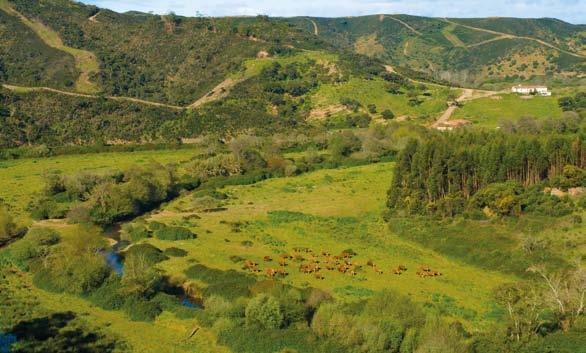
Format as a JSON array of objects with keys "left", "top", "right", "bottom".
[{"left": 9, "top": 312, "right": 120, "bottom": 353}]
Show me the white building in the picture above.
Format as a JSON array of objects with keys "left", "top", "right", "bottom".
[{"left": 511, "top": 85, "right": 551, "bottom": 96}]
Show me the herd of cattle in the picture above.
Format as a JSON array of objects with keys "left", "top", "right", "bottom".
[{"left": 241, "top": 247, "right": 443, "bottom": 280}]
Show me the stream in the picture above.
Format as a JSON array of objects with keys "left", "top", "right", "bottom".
[{"left": 101, "top": 223, "right": 202, "bottom": 309}]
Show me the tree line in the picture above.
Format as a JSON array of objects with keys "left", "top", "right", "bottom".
[{"left": 387, "top": 131, "right": 586, "bottom": 217}]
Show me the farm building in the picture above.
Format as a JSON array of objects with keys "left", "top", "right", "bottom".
[{"left": 511, "top": 85, "right": 551, "bottom": 96}]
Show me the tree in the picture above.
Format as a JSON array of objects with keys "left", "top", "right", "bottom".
[
  {"left": 367, "top": 104, "right": 377, "bottom": 114},
  {"left": 527, "top": 264, "right": 585, "bottom": 331},
  {"left": 245, "top": 294, "right": 284, "bottom": 329},
  {"left": 122, "top": 253, "right": 162, "bottom": 297},
  {"left": 494, "top": 282, "right": 545, "bottom": 342},
  {"left": 328, "top": 131, "right": 361, "bottom": 159},
  {"left": 38, "top": 227, "right": 110, "bottom": 294},
  {"left": 414, "top": 315, "right": 470, "bottom": 353}
]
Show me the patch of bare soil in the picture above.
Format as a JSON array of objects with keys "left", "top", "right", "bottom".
[
  {"left": 308, "top": 104, "right": 349, "bottom": 120},
  {"left": 189, "top": 77, "right": 244, "bottom": 109}
]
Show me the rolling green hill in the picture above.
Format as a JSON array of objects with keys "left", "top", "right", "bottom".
[{"left": 0, "top": 0, "right": 584, "bottom": 148}]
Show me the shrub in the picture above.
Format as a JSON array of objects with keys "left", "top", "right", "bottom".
[
  {"left": 148, "top": 221, "right": 166, "bottom": 231},
  {"left": 9, "top": 227, "right": 60, "bottom": 263},
  {"left": 328, "top": 131, "right": 362, "bottom": 159},
  {"left": 88, "top": 278, "right": 127, "bottom": 310},
  {"left": 29, "top": 198, "right": 68, "bottom": 220},
  {"left": 125, "top": 244, "right": 168, "bottom": 265},
  {"left": 163, "top": 247, "right": 188, "bottom": 257},
  {"left": 121, "top": 223, "right": 151, "bottom": 242},
  {"left": 381, "top": 110, "right": 395, "bottom": 120},
  {"left": 123, "top": 296, "right": 162, "bottom": 322},
  {"left": 188, "top": 154, "right": 242, "bottom": 179},
  {"left": 9, "top": 240, "right": 37, "bottom": 264},
  {"left": 25, "top": 227, "right": 60, "bottom": 246},
  {"left": 154, "top": 226, "right": 196, "bottom": 241},
  {"left": 0, "top": 207, "right": 16, "bottom": 241},
  {"left": 205, "top": 295, "right": 234, "bottom": 317},
  {"left": 245, "top": 294, "right": 284, "bottom": 329},
  {"left": 185, "top": 264, "right": 255, "bottom": 299}
]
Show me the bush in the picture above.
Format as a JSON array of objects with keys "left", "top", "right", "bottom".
[
  {"left": 125, "top": 244, "right": 168, "bottom": 265},
  {"left": 9, "top": 227, "right": 60, "bottom": 263},
  {"left": 163, "top": 247, "right": 188, "bottom": 257},
  {"left": 381, "top": 110, "right": 395, "bottom": 120},
  {"left": 188, "top": 154, "right": 242, "bottom": 179},
  {"left": 9, "top": 239, "right": 37, "bottom": 264},
  {"left": 25, "top": 227, "right": 60, "bottom": 246},
  {"left": 0, "top": 207, "right": 16, "bottom": 241},
  {"left": 148, "top": 221, "right": 166, "bottom": 231},
  {"left": 88, "top": 278, "right": 127, "bottom": 310},
  {"left": 123, "top": 296, "right": 162, "bottom": 322},
  {"left": 205, "top": 295, "right": 234, "bottom": 318},
  {"left": 329, "top": 131, "right": 362, "bottom": 159},
  {"left": 121, "top": 223, "right": 151, "bottom": 242},
  {"left": 29, "top": 198, "right": 68, "bottom": 220},
  {"left": 245, "top": 294, "right": 284, "bottom": 329},
  {"left": 154, "top": 226, "right": 196, "bottom": 241}
]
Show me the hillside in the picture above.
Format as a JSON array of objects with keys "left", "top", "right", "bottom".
[
  {"left": 298, "top": 15, "right": 585, "bottom": 88},
  {"left": 0, "top": 0, "right": 584, "bottom": 149},
  {"left": 1, "top": 0, "right": 584, "bottom": 98}
]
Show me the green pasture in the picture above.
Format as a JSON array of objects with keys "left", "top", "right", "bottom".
[
  {"left": 311, "top": 77, "right": 456, "bottom": 120},
  {"left": 453, "top": 93, "right": 563, "bottom": 127},
  {"left": 143, "top": 162, "right": 513, "bottom": 326}
]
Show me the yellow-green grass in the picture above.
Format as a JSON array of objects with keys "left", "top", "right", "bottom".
[
  {"left": 235, "top": 50, "right": 339, "bottom": 79},
  {"left": 311, "top": 77, "right": 458, "bottom": 120},
  {"left": 145, "top": 162, "right": 514, "bottom": 327},
  {"left": 453, "top": 93, "right": 563, "bottom": 128},
  {"left": 0, "top": 149, "right": 197, "bottom": 223},
  {"left": 0, "top": 0, "right": 100, "bottom": 93},
  {"left": 4, "top": 269, "right": 228, "bottom": 353}
]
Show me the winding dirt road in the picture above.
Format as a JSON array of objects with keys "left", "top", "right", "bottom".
[
  {"left": 2, "top": 84, "right": 185, "bottom": 110},
  {"left": 443, "top": 18, "right": 585, "bottom": 58}
]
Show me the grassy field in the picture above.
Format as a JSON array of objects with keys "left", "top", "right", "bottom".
[
  {"left": 0, "top": 0, "right": 100, "bottom": 93},
  {"left": 0, "top": 149, "right": 198, "bottom": 223},
  {"left": 311, "top": 77, "right": 456, "bottom": 120},
  {"left": 236, "top": 50, "right": 339, "bottom": 80},
  {"left": 140, "top": 162, "right": 513, "bottom": 327},
  {"left": 453, "top": 93, "right": 563, "bottom": 127}
]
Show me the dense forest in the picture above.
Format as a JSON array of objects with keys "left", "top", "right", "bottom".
[{"left": 387, "top": 131, "right": 585, "bottom": 216}]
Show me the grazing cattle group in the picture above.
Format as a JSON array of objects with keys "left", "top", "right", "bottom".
[
  {"left": 416, "top": 265, "right": 442, "bottom": 278},
  {"left": 241, "top": 247, "right": 443, "bottom": 281}
]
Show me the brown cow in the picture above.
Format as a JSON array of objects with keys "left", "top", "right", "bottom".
[
  {"left": 265, "top": 268, "right": 277, "bottom": 278},
  {"left": 263, "top": 256, "right": 273, "bottom": 262},
  {"left": 276, "top": 268, "right": 289, "bottom": 277}
]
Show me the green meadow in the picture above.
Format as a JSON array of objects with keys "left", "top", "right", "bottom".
[
  {"left": 453, "top": 93, "right": 563, "bottom": 127},
  {"left": 311, "top": 77, "right": 456, "bottom": 120},
  {"left": 142, "top": 162, "right": 512, "bottom": 325}
]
